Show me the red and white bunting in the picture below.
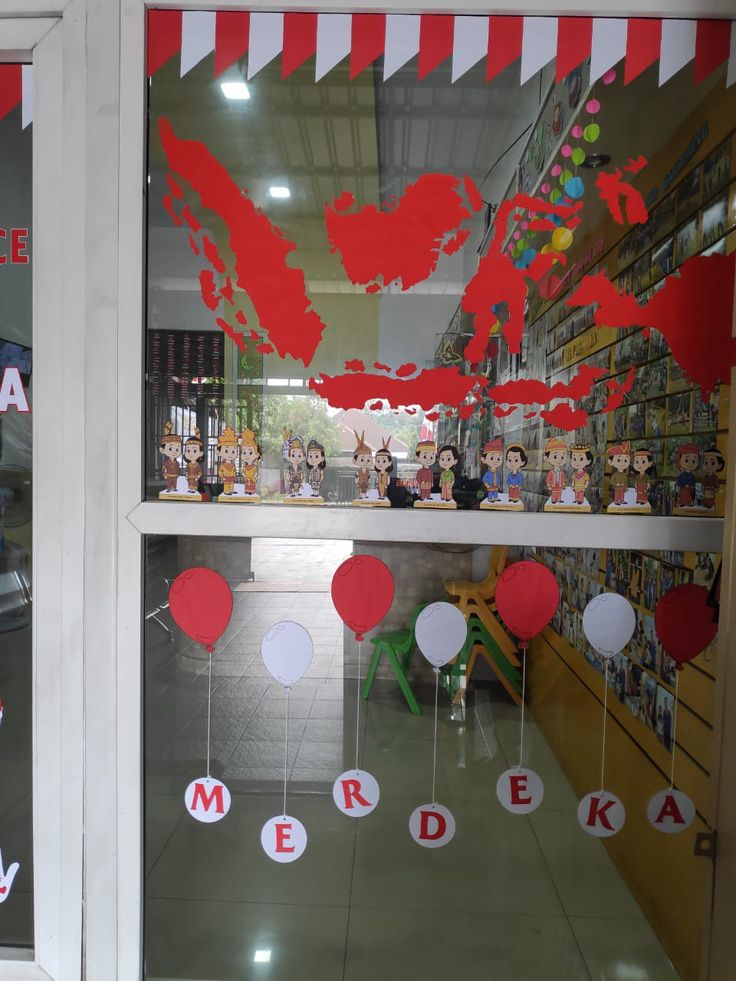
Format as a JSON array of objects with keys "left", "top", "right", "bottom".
[
  {"left": 145, "top": 12, "right": 736, "bottom": 91},
  {"left": 0, "top": 64, "right": 32, "bottom": 129}
]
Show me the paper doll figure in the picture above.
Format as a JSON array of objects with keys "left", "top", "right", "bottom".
[
  {"left": 240, "top": 428, "right": 261, "bottom": 495},
  {"left": 285, "top": 434, "right": 306, "bottom": 497},
  {"left": 438, "top": 444, "right": 460, "bottom": 505},
  {"left": 632, "top": 447, "right": 655, "bottom": 512},
  {"left": 505, "top": 443, "right": 527, "bottom": 508},
  {"left": 414, "top": 439, "right": 437, "bottom": 501},
  {"left": 158, "top": 421, "right": 183, "bottom": 499},
  {"left": 674, "top": 441, "right": 699, "bottom": 509},
  {"left": 0, "top": 850, "right": 19, "bottom": 904},
  {"left": 480, "top": 438, "right": 503, "bottom": 503},
  {"left": 307, "top": 439, "right": 326, "bottom": 500},
  {"left": 374, "top": 437, "right": 393, "bottom": 502},
  {"left": 216, "top": 425, "right": 239, "bottom": 496},
  {"left": 544, "top": 436, "right": 568, "bottom": 509},
  {"left": 701, "top": 447, "right": 724, "bottom": 510},
  {"left": 183, "top": 427, "right": 204, "bottom": 498},
  {"left": 607, "top": 441, "right": 631, "bottom": 510},
  {"left": 352, "top": 430, "right": 373, "bottom": 501},
  {"left": 570, "top": 443, "right": 592, "bottom": 507}
]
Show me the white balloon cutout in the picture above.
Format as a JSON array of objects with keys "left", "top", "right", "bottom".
[
  {"left": 261, "top": 621, "right": 314, "bottom": 688},
  {"left": 415, "top": 602, "right": 468, "bottom": 668},
  {"left": 582, "top": 593, "right": 636, "bottom": 660}
]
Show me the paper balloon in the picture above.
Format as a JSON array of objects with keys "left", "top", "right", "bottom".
[
  {"left": 571, "top": 123, "right": 584, "bottom": 138},
  {"left": 331, "top": 555, "right": 395, "bottom": 641},
  {"left": 583, "top": 123, "right": 600, "bottom": 143},
  {"left": 655, "top": 584, "right": 718, "bottom": 666},
  {"left": 571, "top": 147, "right": 586, "bottom": 166},
  {"left": 551, "top": 226, "right": 573, "bottom": 251},
  {"left": 561, "top": 144, "right": 572, "bottom": 158},
  {"left": 550, "top": 163, "right": 562, "bottom": 177},
  {"left": 168, "top": 567, "right": 233, "bottom": 651},
  {"left": 415, "top": 602, "right": 467, "bottom": 668},
  {"left": 261, "top": 621, "right": 313, "bottom": 687},
  {"left": 549, "top": 188, "right": 562, "bottom": 203},
  {"left": 495, "top": 561, "right": 560, "bottom": 643},
  {"left": 582, "top": 593, "right": 636, "bottom": 659},
  {"left": 565, "top": 176, "right": 585, "bottom": 199}
]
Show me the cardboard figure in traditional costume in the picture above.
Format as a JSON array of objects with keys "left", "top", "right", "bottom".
[
  {"left": 158, "top": 421, "right": 183, "bottom": 499},
  {"left": 543, "top": 436, "right": 569, "bottom": 511},
  {"left": 286, "top": 435, "right": 306, "bottom": 497},
  {"left": 569, "top": 443, "right": 593, "bottom": 511},
  {"left": 374, "top": 437, "right": 393, "bottom": 503},
  {"left": 413, "top": 439, "right": 436, "bottom": 502},
  {"left": 216, "top": 426, "right": 262, "bottom": 503},
  {"left": 674, "top": 442, "right": 699, "bottom": 509},
  {"left": 437, "top": 444, "right": 459, "bottom": 507},
  {"left": 701, "top": 447, "right": 724, "bottom": 510},
  {"left": 480, "top": 438, "right": 503, "bottom": 504},
  {"left": 216, "top": 425, "right": 239, "bottom": 496},
  {"left": 306, "top": 439, "right": 326, "bottom": 502},
  {"left": 606, "top": 441, "right": 632, "bottom": 511},
  {"left": 352, "top": 431, "right": 373, "bottom": 501},
  {"left": 183, "top": 427, "right": 205, "bottom": 500},
  {"left": 631, "top": 447, "right": 655, "bottom": 513}
]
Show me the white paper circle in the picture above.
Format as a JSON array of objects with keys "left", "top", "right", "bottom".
[
  {"left": 577, "top": 791, "right": 626, "bottom": 837},
  {"left": 332, "top": 769, "right": 380, "bottom": 817},
  {"left": 260, "top": 814, "right": 308, "bottom": 863},
  {"left": 184, "top": 776, "right": 231, "bottom": 823},
  {"left": 409, "top": 803, "right": 456, "bottom": 848},
  {"left": 583, "top": 593, "right": 636, "bottom": 659},
  {"left": 647, "top": 788, "right": 695, "bottom": 833},
  {"left": 261, "top": 621, "right": 313, "bottom": 688},
  {"left": 496, "top": 767, "right": 544, "bottom": 815},
  {"left": 415, "top": 603, "right": 468, "bottom": 668}
]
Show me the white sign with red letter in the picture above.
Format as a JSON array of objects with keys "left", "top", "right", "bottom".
[
  {"left": 333, "top": 769, "right": 380, "bottom": 817},
  {"left": 261, "top": 814, "right": 308, "bottom": 863},
  {"left": 409, "top": 803, "right": 456, "bottom": 848},
  {"left": 184, "top": 776, "right": 231, "bottom": 824},
  {"left": 496, "top": 767, "right": 544, "bottom": 815},
  {"left": 647, "top": 788, "right": 695, "bottom": 833},
  {"left": 577, "top": 790, "right": 625, "bottom": 838},
  {"left": 0, "top": 850, "right": 19, "bottom": 904}
]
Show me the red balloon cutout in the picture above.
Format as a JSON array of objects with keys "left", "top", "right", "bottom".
[
  {"left": 331, "top": 555, "right": 395, "bottom": 641},
  {"left": 168, "top": 567, "right": 233, "bottom": 652},
  {"left": 495, "top": 561, "right": 560, "bottom": 644},
  {"left": 655, "top": 584, "right": 718, "bottom": 667}
]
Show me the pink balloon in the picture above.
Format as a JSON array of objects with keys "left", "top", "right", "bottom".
[
  {"left": 572, "top": 124, "right": 583, "bottom": 138},
  {"left": 520, "top": 220, "right": 529, "bottom": 229},
  {"left": 586, "top": 98, "right": 601, "bottom": 114},
  {"left": 513, "top": 230, "right": 521, "bottom": 240},
  {"left": 602, "top": 68, "right": 616, "bottom": 84},
  {"left": 561, "top": 144, "right": 572, "bottom": 158},
  {"left": 551, "top": 163, "right": 562, "bottom": 177},
  {"left": 540, "top": 182, "right": 551, "bottom": 194}
]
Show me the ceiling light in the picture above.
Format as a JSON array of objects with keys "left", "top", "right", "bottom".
[
  {"left": 581, "top": 153, "right": 611, "bottom": 169},
  {"left": 269, "top": 186, "right": 291, "bottom": 199},
  {"left": 254, "top": 950, "right": 271, "bottom": 964},
  {"left": 220, "top": 81, "right": 250, "bottom": 101}
]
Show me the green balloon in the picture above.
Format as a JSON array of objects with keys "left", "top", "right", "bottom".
[
  {"left": 518, "top": 237, "right": 527, "bottom": 250},
  {"left": 512, "top": 245, "right": 521, "bottom": 257},
  {"left": 571, "top": 147, "right": 586, "bottom": 165},
  {"left": 528, "top": 230, "right": 537, "bottom": 239},
  {"left": 550, "top": 188, "right": 562, "bottom": 203},
  {"left": 559, "top": 168, "right": 574, "bottom": 185},
  {"left": 584, "top": 123, "right": 600, "bottom": 143}
]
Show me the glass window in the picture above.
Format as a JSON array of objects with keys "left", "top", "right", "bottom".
[{"left": 0, "top": 66, "right": 33, "bottom": 949}]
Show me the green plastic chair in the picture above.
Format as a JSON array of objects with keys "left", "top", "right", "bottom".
[{"left": 361, "top": 604, "right": 425, "bottom": 715}]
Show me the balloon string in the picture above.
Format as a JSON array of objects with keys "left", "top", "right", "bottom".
[
  {"left": 431, "top": 669, "right": 439, "bottom": 805},
  {"left": 206, "top": 648, "right": 213, "bottom": 778},
  {"left": 600, "top": 660, "right": 609, "bottom": 793},
  {"left": 518, "top": 642, "right": 527, "bottom": 770},
  {"left": 283, "top": 687, "right": 290, "bottom": 818},
  {"left": 355, "top": 639, "right": 362, "bottom": 773},
  {"left": 670, "top": 671, "right": 679, "bottom": 788}
]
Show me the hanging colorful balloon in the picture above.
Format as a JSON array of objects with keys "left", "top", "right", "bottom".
[
  {"left": 571, "top": 147, "right": 586, "bottom": 166},
  {"left": 168, "top": 567, "right": 233, "bottom": 651},
  {"left": 584, "top": 123, "right": 601, "bottom": 143},
  {"left": 331, "top": 555, "right": 395, "bottom": 641},
  {"left": 655, "top": 584, "right": 718, "bottom": 667},
  {"left": 494, "top": 561, "right": 560, "bottom": 645},
  {"left": 582, "top": 593, "right": 636, "bottom": 659},
  {"left": 551, "top": 226, "right": 573, "bottom": 251},
  {"left": 565, "top": 176, "right": 585, "bottom": 199}
]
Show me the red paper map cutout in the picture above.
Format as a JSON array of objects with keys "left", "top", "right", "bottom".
[
  {"left": 568, "top": 253, "right": 736, "bottom": 399},
  {"left": 156, "top": 120, "right": 736, "bottom": 430}
]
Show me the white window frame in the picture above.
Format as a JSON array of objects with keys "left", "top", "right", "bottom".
[
  {"left": 0, "top": 4, "right": 84, "bottom": 980},
  {"left": 121, "top": 0, "right": 736, "bottom": 981}
]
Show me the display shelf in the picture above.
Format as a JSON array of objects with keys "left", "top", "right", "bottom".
[{"left": 128, "top": 500, "right": 724, "bottom": 551}]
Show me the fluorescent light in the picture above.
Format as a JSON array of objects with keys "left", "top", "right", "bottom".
[
  {"left": 220, "top": 81, "right": 250, "bottom": 101},
  {"left": 254, "top": 950, "right": 271, "bottom": 964},
  {"left": 269, "top": 186, "right": 291, "bottom": 199}
]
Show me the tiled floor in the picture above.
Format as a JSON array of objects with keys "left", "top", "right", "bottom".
[{"left": 144, "top": 538, "right": 680, "bottom": 980}]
